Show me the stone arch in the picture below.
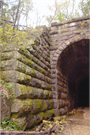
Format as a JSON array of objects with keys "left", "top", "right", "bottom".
[
  {"left": 56, "top": 35, "right": 89, "bottom": 65},
  {"left": 56, "top": 38, "right": 89, "bottom": 115}
]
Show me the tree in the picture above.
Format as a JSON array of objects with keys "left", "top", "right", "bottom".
[
  {"left": 79, "top": 0, "right": 90, "bottom": 16},
  {"left": 0, "top": 0, "right": 10, "bottom": 20},
  {"left": 0, "top": 0, "right": 33, "bottom": 28},
  {"left": 46, "top": 0, "right": 90, "bottom": 26}
]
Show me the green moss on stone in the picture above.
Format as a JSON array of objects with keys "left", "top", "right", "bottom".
[
  {"left": 36, "top": 112, "right": 44, "bottom": 124},
  {"left": 15, "top": 83, "right": 28, "bottom": 99},
  {"left": 32, "top": 99, "right": 42, "bottom": 113},
  {"left": 11, "top": 99, "right": 33, "bottom": 117},
  {"left": 11, "top": 99, "right": 23, "bottom": 113},
  {"left": 16, "top": 60, "right": 26, "bottom": 73},
  {"left": 49, "top": 91, "right": 53, "bottom": 98},
  {"left": 1, "top": 71, "right": 8, "bottom": 81},
  {"left": 42, "top": 100, "right": 47, "bottom": 111},
  {"left": 16, "top": 71, "right": 31, "bottom": 84},
  {"left": 11, "top": 114, "right": 18, "bottom": 119},
  {"left": 38, "top": 88, "right": 43, "bottom": 98},
  {"left": 49, "top": 109, "right": 55, "bottom": 116},
  {"left": 26, "top": 114, "right": 36, "bottom": 128},
  {"left": 44, "top": 110, "right": 50, "bottom": 119},
  {"left": 48, "top": 84, "right": 52, "bottom": 90},
  {"left": 48, "top": 100, "right": 54, "bottom": 109},
  {"left": 44, "top": 109, "right": 55, "bottom": 120},
  {"left": 11, "top": 117, "right": 27, "bottom": 131},
  {"left": 42, "top": 69, "right": 46, "bottom": 74},
  {"left": 28, "top": 87, "right": 41, "bottom": 99},
  {"left": 43, "top": 90, "right": 49, "bottom": 99},
  {"left": 19, "top": 46, "right": 30, "bottom": 59},
  {"left": 26, "top": 66, "right": 36, "bottom": 77},
  {"left": 22, "top": 99, "right": 32, "bottom": 112}
]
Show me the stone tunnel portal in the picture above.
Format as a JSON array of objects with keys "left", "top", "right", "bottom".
[{"left": 57, "top": 39, "right": 89, "bottom": 111}]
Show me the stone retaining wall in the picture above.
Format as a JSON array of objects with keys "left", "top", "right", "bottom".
[{"left": 0, "top": 26, "right": 54, "bottom": 130}]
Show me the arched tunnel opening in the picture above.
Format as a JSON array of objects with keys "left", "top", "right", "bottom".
[{"left": 57, "top": 39, "right": 89, "bottom": 111}]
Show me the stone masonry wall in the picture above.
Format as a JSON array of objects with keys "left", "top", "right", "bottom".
[
  {"left": 57, "top": 70, "right": 68, "bottom": 115},
  {"left": 49, "top": 16, "right": 90, "bottom": 116},
  {"left": 0, "top": 16, "right": 90, "bottom": 129},
  {"left": 0, "top": 26, "right": 54, "bottom": 130}
]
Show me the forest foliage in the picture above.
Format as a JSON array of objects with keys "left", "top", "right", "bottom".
[{"left": 0, "top": 0, "right": 90, "bottom": 46}]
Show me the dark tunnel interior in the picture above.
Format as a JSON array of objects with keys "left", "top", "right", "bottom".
[
  {"left": 58, "top": 39, "right": 89, "bottom": 110},
  {"left": 78, "top": 77, "right": 89, "bottom": 107}
]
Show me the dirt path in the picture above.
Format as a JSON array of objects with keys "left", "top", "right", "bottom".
[{"left": 61, "top": 107, "right": 90, "bottom": 135}]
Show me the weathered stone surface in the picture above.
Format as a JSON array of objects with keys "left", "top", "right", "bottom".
[
  {"left": 1, "top": 60, "right": 16, "bottom": 71},
  {"left": 14, "top": 83, "right": 28, "bottom": 99},
  {"left": 1, "top": 96, "right": 11, "bottom": 122},
  {"left": 42, "top": 100, "right": 48, "bottom": 111},
  {"left": 11, "top": 99, "right": 32, "bottom": 116},
  {"left": 44, "top": 109, "right": 55, "bottom": 119},
  {"left": 27, "top": 87, "right": 43, "bottom": 99},
  {"left": 58, "top": 99, "right": 65, "bottom": 108},
  {"left": 43, "top": 90, "right": 49, "bottom": 99},
  {"left": 53, "top": 109, "right": 59, "bottom": 116},
  {"left": 65, "top": 106, "right": 68, "bottom": 112},
  {"left": 53, "top": 99, "right": 57, "bottom": 109},
  {"left": 65, "top": 100, "right": 69, "bottom": 106},
  {"left": 61, "top": 93, "right": 67, "bottom": 99},
  {"left": 36, "top": 112, "right": 44, "bottom": 124},
  {"left": 1, "top": 71, "right": 31, "bottom": 85},
  {"left": 32, "top": 99, "right": 42, "bottom": 113},
  {"left": 49, "top": 91, "right": 53, "bottom": 98},
  {"left": 59, "top": 108, "right": 65, "bottom": 115},
  {"left": 11, "top": 117, "right": 27, "bottom": 130},
  {"left": 0, "top": 51, "right": 16, "bottom": 60},
  {"left": 46, "top": 100, "right": 54, "bottom": 109},
  {"left": 11, "top": 99, "right": 23, "bottom": 113},
  {"left": 16, "top": 52, "right": 48, "bottom": 75},
  {"left": 26, "top": 114, "right": 37, "bottom": 128},
  {"left": 1, "top": 43, "right": 17, "bottom": 52}
]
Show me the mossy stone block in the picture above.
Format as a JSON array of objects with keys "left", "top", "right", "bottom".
[
  {"left": 37, "top": 88, "right": 43, "bottom": 98},
  {"left": 21, "top": 99, "right": 32, "bottom": 113},
  {"left": 15, "top": 83, "right": 28, "bottom": 99},
  {"left": 31, "top": 78, "right": 41, "bottom": 88},
  {"left": 0, "top": 51, "right": 15, "bottom": 60},
  {"left": 11, "top": 99, "right": 23, "bottom": 113},
  {"left": 48, "top": 100, "right": 54, "bottom": 109},
  {"left": 11, "top": 99, "right": 32, "bottom": 116},
  {"left": 1, "top": 71, "right": 15, "bottom": 82},
  {"left": 47, "top": 84, "right": 52, "bottom": 90},
  {"left": 16, "top": 71, "right": 31, "bottom": 84},
  {"left": 1, "top": 71, "right": 31, "bottom": 85},
  {"left": 44, "top": 109, "right": 55, "bottom": 120},
  {"left": 43, "top": 90, "right": 49, "bottom": 99},
  {"left": 36, "top": 112, "right": 44, "bottom": 124},
  {"left": 27, "top": 86, "right": 43, "bottom": 99},
  {"left": 42, "top": 100, "right": 47, "bottom": 111},
  {"left": 1, "top": 43, "right": 17, "bottom": 52},
  {"left": 1, "top": 96, "right": 11, "bottom": 122},
  {"left": 49, "top": 91, "right": 53, "bottom": 98},
  {"left": 26, "top": 66, "right": 36, "bottom": 77},
  {"left": 26, "top": 114, "right": 37, "bottom": 128},
  {"left": 27, "top": 87, "right": 43, "bottom": 99},
  {"left": 18, "top": 46, "right": 31, "bottom": 59},
  {"left": 32, "top": 99, "right": 42, "bottom": 113},
  {"left": 16, "top": 60, "right": 26, "bottom": 73},
  {"left": 11, "top": 117, "right": 27, "bottom": 131}
]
